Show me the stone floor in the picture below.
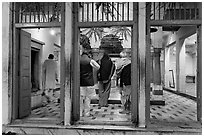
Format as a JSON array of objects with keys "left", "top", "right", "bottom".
[
  {"left": 167, "top": 82, "right": 196, "bottom": 97},
  {"left": 30, "top": 102, "right": 60, "bottom": 119},
  {"left": 185, "top": 83, "right": 196, "bottom": 97},
  {"left": 150, "top": 90, "right": 197, "bottom": 122},
  {"left": 30, "top": 87, "right": 197, "bottom": 123}
]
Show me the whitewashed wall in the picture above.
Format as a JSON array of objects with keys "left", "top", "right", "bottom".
[
  {"left": 2, "top": 2, "right": 11, "bottom": 124},
  {"left": 164, "top": 26, "right": 197, "bottom": 92}
]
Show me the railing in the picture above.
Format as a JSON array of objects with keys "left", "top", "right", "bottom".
[
  {"left": 79, "top": 2, "right": 133, "bottom": 22},
  {"left": 14, "top": 2, "right": 200, "bottom": 23},
  {"left": 150, "top": 2, "right": 199, "bottom": 20},
  {"left": 15, "top": 2, "right": 62, "bottom": 23}
]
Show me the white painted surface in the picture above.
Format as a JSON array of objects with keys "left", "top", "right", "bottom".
[
  {"left": 138, "top": 2, "right": 146, "bottom": 127},
  {"left": 151, "top": 27, "right": 163, "bottom": 48},
  {"left": 178, "top": 40, "right": 186, "bottom": 92},
  {"left": 2, "top": 2, "right": 10, "bottom": 124},
  {"left": 64, "top": 2, "right": 73, "bottom": 125},
  {"left": 24, "top": 28, "right": 60, "bottom": 62},
  {"left": 164, "top": 26, "right": 197, "bottom": 92}
]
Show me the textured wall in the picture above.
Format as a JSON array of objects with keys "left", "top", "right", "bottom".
[{"left": 2, "top": 2, "right": 10, "bottom": 124}]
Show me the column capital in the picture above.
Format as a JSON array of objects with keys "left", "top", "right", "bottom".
[
  {"left": 153, "top": 48, "right": 162, "bottom": 57},
  {"left": 153, "top": 48, "right": 162, "bottom": 53}
]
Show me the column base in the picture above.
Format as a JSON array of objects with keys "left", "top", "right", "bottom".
[
  {"left": 150, "top": 90, "right": 165, "bottom": 106},
  {"left": 153, "top": 90, "right": 163, "bottom": 95},
  {"left": 152, "top": 84, "right": 163, "bottom": 95},
  {"left": 150, "top": 100, "right": 165, "bottom": 105}
]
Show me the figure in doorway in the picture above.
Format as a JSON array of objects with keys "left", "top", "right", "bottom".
[
  {"left": 115, "top": 50, "right": 131, "bottom": 114},
  {"left": 80, "top": 44, "right": 100, "bottom": 117},
  {"left": 97, "top": 50, "right": 115, "bottom": 108},
  {"left": 42, "top": 54, "right": 58, "bottom": 105}
]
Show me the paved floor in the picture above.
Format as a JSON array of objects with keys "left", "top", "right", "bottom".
[
  {"left": 185, "top": 83, "right": 196, "bottom": 97},
  {"left": 150, "top": 90, "right": 197, "bottom": 122},
  {"left": 30, "top": 87, "right": 197, "bottom": 123},
  {"left": 167, "top": 82, "right": 196, "bottom": 97}
]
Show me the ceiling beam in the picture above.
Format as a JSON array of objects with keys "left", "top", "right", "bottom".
[{"left": 15, "top": 22, "right": 61, "bottom": 28}]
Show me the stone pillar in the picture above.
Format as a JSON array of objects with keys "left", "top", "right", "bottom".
[
  {"left": 153, "top": 48, "right": 162, "bottom": 93},
  {"left": 151, "top": 48, "right": 165, "bottom": 105},
  {"left": 150, "top": 47, "right": 154, "bottom": 91}
]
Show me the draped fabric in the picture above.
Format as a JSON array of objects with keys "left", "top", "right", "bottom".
[
  {"left": 115, "top": 57, "right": 131, "bottom": 76},
  {"left": 98, "top": 81, "right": 111, "bottom": 106},
  {"left": 98, "top": 55, "right": 115, "bottom": 107},
  {"left": 42, "top": 59, "right": 57, "bottom": 90}
]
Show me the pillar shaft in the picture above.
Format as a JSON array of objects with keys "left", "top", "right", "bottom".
[
  {"left": 152, "top": 48, "right": 163, "bottom": 95},
  {"left": 153, "top": 48, "right": 161, "bottom": 85},
  {"left": 151, "top": 48, "right": 165, "bottom": 105}
]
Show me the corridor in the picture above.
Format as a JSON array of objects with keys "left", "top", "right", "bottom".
[{"left": 30, "top": 87, "right": 197, "bottom": 124}]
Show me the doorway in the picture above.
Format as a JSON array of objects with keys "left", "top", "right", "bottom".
[
  {"left": 13, "top": 28, "right": 62, "bottom": 124},
  {"left": 78, "top": 27, "right": 132, "bottom": 125},
  {"left": 31, "top": 47, "right": 40, "bottom": 92},
  {"left": 150, "top": 26, "right": 198, "bottom": 123},
  {"left": 70, "top": 2, "right": 139, "bottom": 125}
]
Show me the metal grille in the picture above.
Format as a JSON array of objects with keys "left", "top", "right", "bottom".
[
  {"left": 15, "top": 2, "right": 62, "bottom": 23},
  {"left": 79, "top": 2, "right": 133, "bottom": 22},
  {"left": 151, "top": 2, "right": 199, "bottom": 20}
]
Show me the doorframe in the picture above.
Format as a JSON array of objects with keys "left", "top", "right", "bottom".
[
  {"left": 31, "top": 38, "right": 44, "bottom": 91},
  {"left": 196, "top": 3, "right": 202, "bottom": 123},
  {"left": 11, "top": 2, "right": 65, "bottom": 122},
  {"left": 147, "top": 2, "right": 202, "bottom": 123},
  {"left": 71, "top": 2, "right": 140, "bottom": 125}
]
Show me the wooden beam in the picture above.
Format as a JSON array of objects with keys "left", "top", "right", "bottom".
[
  {"left": 78, "top": 21, "right": 134, "bottom": 28},
  {"left": 63, "top": 3, "right": 74, "bottom": 126},
  {"left": 87, "top": 3, "right": 89, "bottom": 22},
  {"left": 82, "top": 2, "right": 84, "bottom": 22},
  {"left": 117, "top": 2, "right": 119, "bottom": 21},
  {"left": 122, "top": 3, "right": 124, "bottom": 21},
  {"left": 131, "top": 2, "right": 138, "bottom": 125},
  {"left": 150, "top": 20, "right": 202, "bottom": 26},
  {"left": 197, "top": 3, "right": 202, "bottom": 123},
  {"left": 138, "top": 2, "right": 147, "bottom": 127},
  {"left": 12, "top": 2, "right": 19, "bottom": 120},
  {"left": 71, "top": 2, "right": 80, "bottom": 123},
  {"left": 197, "top": 25, "right": 202, "bottom": 122},
  {"left": 15, "top": 22, "right": 61, "bottom": 28},
  {"left": 127, "top": 2, "right": 129, "bottom": 21},
  {"left": 60, "top": 2, "right": 65, "bottom": 124},
  {"left": 92, "top": 2, "right": 94, "bottom": 22},
  {"left": 145, "top": 2, "right": 151, "bottom": 128}
]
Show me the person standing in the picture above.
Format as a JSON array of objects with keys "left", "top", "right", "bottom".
[
  {"left": 80, "top": 44, "right": 100, "bottom": 117},
  {"left": 119, "top": 63, "right": 131, "bottom": 114},
  {"left": 115, "top": 50, "right": 131, "bottom": 114},
  {"left": 98, "top": 50, "right": 115, "bottom": 108},
  {"left": 42, "top": 54, "right": 58, "bottom": 104}
]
